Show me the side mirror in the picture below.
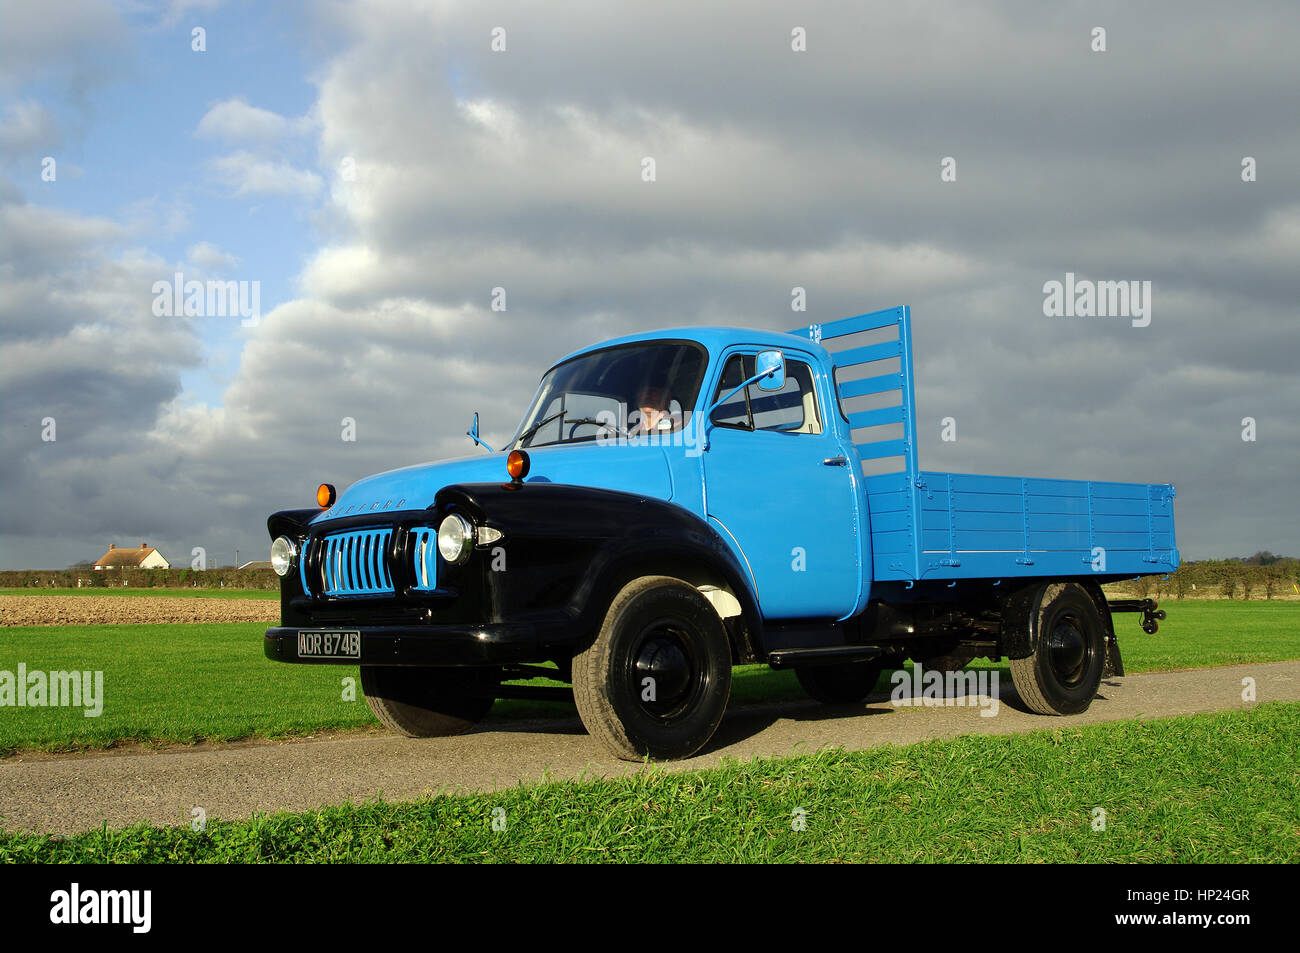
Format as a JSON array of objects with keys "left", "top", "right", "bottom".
[
  {"left": 466, "top": 412, "right": 495, "bottom": 453},
  {"left": 699, "top": 349, "right": 788, "bottom": 451},
  {"left": 755, "top": 349, "right": 785, "bottom": 391}
]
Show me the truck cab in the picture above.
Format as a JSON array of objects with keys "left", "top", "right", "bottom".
[{"left": 265, "top": 306, "right": 1177, "bottom": 760}]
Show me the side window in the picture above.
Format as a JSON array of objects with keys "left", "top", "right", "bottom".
[
  {"left": 751, "top": 363, "right": 815, "bottom": 432},
  {"left": 709, "top": 355, "right": 822, "bottom": 434},
  {"left": 710, "top": 355, "right": 751, "bottom": 428}
]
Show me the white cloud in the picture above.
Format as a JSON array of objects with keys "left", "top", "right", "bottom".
[
  {"left": 186, "top": 240, "right": 240, "bottom": 273},
  {"left": 0, "top": 100, "right": 60, "bottom": 154},
  {"left": 195, "top": 98, "right": 309, "bottom": 143},
  {"left": 119, "top": 195, "right": 191, "bottom": 238},
  {"left": 208, "top": 150, "right": 323, "bottom": 199}
]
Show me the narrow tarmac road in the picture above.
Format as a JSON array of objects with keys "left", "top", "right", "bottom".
[{"left": 2, "top": 661, "right": 1295, "bottom": 834}]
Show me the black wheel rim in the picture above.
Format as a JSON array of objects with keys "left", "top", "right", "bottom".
[
  {"left": 1047, "top": 613, "right": 1089, "bottom": 686},
  {"left": 627, "top": 619, "right": 708, "bottom": 721}
]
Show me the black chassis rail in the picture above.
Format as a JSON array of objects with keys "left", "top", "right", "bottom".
[{"left": 264, "top": 482, "right": 765, "bottom": 669}]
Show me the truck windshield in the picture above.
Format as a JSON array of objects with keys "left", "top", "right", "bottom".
[{"left": 513, "top": 341, "right": 708, "bottom": 448}]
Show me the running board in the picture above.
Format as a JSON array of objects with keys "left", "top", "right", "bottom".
[{"left": 768, "top": 646, "right": 883, "bottom": 669}]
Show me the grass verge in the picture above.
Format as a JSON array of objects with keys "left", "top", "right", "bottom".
[{"left": 2, "top": 702, "right": 1295, "bottom": 863}]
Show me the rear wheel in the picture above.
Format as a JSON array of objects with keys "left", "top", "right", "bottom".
[
  {"left": 361, "top": 666, "right": 498, "bottom": 736},
  {"left": 1008, "top": 583, "right": 1106, "bottom": 715},
  {"left": 572, "top": 575, "right": 732, "bottom": 761}
]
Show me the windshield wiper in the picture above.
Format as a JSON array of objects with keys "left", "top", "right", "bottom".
[
  {"left": 517, "top": 411, "right": 566, "bottom": 446},
  {"left": 564, "top": 417, "right": 628, "bottom": 437}
]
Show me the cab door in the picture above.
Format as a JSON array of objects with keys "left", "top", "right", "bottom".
[{"left": 701, "top": 349, "right": 861, "bottom": 620}]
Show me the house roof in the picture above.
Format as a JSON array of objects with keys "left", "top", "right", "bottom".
[{"left": 94, "top": 545, "right": 163, "bottom": 568}]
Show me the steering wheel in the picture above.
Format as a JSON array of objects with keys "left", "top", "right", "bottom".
[{"left": 567, "top": 418, "right": 627, "bottom": 439}]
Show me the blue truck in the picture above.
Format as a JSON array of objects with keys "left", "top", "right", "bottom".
[{"left": 264, "top": 305, "right": 1178, "bottom": 760}]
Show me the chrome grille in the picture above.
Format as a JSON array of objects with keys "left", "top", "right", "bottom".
[
  {"left": 409, "top": 527, "right": 439, "bottom": 591},
  {"left": 318, "top": 528, "right": 395, "bottom": 597}
]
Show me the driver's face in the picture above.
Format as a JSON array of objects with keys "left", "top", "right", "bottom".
[
  {"left": 640, "top": 405, "right": 669, "bottom": 430},
  {"left": 637, "top": 388, "right": 670, "bottom": 431}
]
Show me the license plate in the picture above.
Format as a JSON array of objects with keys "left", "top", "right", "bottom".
[{"left": 297, "top": 629, "right": 361, "bottom": 659}]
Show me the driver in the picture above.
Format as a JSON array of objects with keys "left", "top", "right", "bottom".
[{"left": 631, "top": 384, "right": 674, "bottom": 436}]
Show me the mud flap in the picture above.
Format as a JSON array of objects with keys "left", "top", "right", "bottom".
[{"left": 1104, "top": 635, "right": 1125, "bottom": 678}]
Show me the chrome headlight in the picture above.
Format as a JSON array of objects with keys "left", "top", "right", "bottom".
[
  {"left": 270, "top": 536, "right": 297, "bottom": 576},
  {"left": 437, "top": 513, "right": 474, "bottom": 564}
]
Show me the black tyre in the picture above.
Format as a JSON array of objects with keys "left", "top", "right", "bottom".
[
  {"left": 1008, "top": 583, "right": 1106, "bottom": 715},
  {"left": 361, "top": 666, "right": 498, "bottom": 737},
  {"left": 795, "top": 661, "right": 886, "bottom": 704},
  {"left": 571, "top": 575, "right": 732, "bottom": 761}
]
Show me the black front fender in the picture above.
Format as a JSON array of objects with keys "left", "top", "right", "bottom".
[
  {"left": 267, "top": 507, "right": 324, "bottom": 541},
  {"left": 437, "top": 482, "right": 764, "bottom": 661}
]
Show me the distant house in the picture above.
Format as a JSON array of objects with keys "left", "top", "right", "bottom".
[{"left": 94, "top": 543, "right": 171, "bottom": 570}]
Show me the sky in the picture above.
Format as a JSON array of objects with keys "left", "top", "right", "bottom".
[{"left": 1, "top": 0, "right": 1297, "bottom": 570}]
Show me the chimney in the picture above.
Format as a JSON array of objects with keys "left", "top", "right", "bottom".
[
  {"left": 109, "top": 543, "right": 115, "bottom": 550},
  {"left": 141, "top": 542, "right": 147, "bottom": 550}
]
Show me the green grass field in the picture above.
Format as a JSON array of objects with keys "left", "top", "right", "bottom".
[
  {"left": 3, "top": 702, "right": 1295, "bottom": 863},
  {"left": 1, "top": 600, "right": 1296, "bottom": 757}
]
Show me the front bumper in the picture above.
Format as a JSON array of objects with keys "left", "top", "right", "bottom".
[{"left": 264, "top": 623, "right": 538, "bottom": 667}]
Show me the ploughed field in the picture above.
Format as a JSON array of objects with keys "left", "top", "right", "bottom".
[{"left": 0, "top": 595, "right": 279, "bottom": 627}]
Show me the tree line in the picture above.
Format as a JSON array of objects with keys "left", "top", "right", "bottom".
[
  {"left": 2, "top": 567, "right": 279, "bottom": 590},
  {"left": 1110, "top": 556, "right": 1299, "bottom": 600}
]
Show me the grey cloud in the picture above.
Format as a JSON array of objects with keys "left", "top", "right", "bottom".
[
  {"left": 208, "top": 151, "right": 324, "bottom": 199},
  {"left": 4, "top": 0, "right": 1298, "bottom": 568}
]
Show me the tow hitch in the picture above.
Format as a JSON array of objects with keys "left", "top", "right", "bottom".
[{"left": 1108, "top": 598, "right": 1167, "bottom": 634}]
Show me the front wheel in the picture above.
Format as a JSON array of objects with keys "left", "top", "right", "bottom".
[
  {"left": 1008, "top": 583, "right": 1106, "bottom": 715},
  {"left": 572, "top": 576, "right": 732, "bottom": 761},
  {"left": 361, "top": 666, "right": 498, "bottom": 736}
]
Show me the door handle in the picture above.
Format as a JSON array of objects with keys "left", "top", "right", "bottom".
[{"left": 822, "top": 456, "right": 848, "bottom": 466}]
